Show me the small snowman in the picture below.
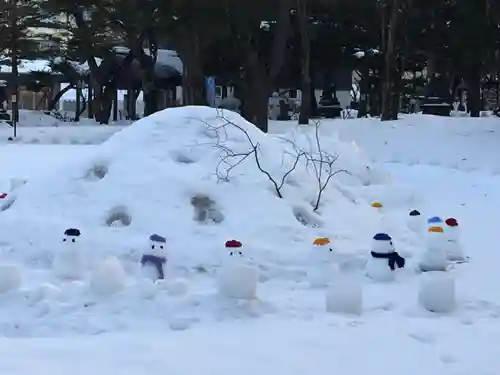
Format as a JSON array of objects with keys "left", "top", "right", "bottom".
[
  {"left": 53, "top": 228, "right": 86, "bottom": 280},
  {"left": 366, "top": 233, "right": 405, "bottom": 282},
  {"left": 444, "top": 218, "right": 465, "bottom": 262},
  {"left": 308, "top": 237, "right": 336, "bottom": 287},
  {"left": 140, "top": 234, "right": 167, "bottom": 281},
  {"left": 217, "top": 239, "right": 258, "bottom": 299},
  {"left": 407, "top": 209, "right": 424, "bottom": 234},
  {"left": 418, "top": 226, "right": 448, "bottom": 272}
]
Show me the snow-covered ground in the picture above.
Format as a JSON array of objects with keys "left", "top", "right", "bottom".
[{"left": 1, "top": 109, "right": 499, "bottom": 374}]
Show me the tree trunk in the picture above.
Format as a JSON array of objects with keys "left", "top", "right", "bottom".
[
  {"left": 297, "top": 0, "right": 311, "bottom": 125},
  {"left": 467, "top": 64, "right": 481, "bottom": 117},
  {"left": 239, "top": 0, "right": 292, "bottom": 132},
  {"left": 93, "top": 84, "right": 114, "bottom": 124},
  {"left": 48, "top": 84, "right": 73, "bottom": 111},
  {"left": 380, "top": 0, "right": 399, "bottom": 121},
  {"left": 177, "top": 27, "right": 206, "bottom": 106}
]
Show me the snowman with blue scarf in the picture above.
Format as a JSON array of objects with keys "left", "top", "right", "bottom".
[
  {"left": 366, "top": 233, "right": 405, "bottom": 281},
  {"left": 140, "top": 234, "right": 167, "bottom": 281}
]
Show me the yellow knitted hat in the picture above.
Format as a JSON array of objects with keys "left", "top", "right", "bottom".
[
  {"left": 428, "top": 226, "right": 444, "bottom": 233},
  {"left": 371, "top": 202, "right": 383, "bottom": 208},
  {"left": 313, "top": 237, "right": 331, "bottom": 246}
]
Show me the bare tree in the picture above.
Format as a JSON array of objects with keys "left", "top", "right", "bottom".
[
  {"left": 196, "top": 110, "right": 304, "bottom": 198},
  {"left": 279, "top": 120, "right": 348, "bottom": 211},
  {"left": 306, "top": 121, "right": 348, "bottom": 210}
]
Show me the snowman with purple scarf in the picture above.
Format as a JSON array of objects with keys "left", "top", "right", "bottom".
[{"left": 140, "top": 234, "right": 167, "bottom": 281}]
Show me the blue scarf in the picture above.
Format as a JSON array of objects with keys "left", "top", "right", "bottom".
[
  {"left": 141, "top": 254, "right": 166, "bottom": 279},
  {"left": 370, "top": 251, "right": 405, "bottom": 271}
]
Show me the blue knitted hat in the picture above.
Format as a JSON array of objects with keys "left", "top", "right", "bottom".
[
  {"left": 427, "top": 216, "right": 443, "bottom": 224},
  {"left": 409, "top": 210, "right": 421, "bottom": 216},
  {"left": 373, "top": 233, "right": 392, "bottom": 241},
  {"left": 149, "top": 234, "right": 166, "bottom": 243}
]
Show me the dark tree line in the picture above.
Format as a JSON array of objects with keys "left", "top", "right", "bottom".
[{"left": 1, "top": 0, "right": 499, "bottom": 130}]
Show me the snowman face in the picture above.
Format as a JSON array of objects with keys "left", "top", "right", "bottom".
[
  {"left": 372, "top": 239, "right": 394, "bottom": 254},
  {"left": 311, "top": 245, "right": 334, "bottom": 263},
  {"left": 148, "top": 240, "right": 166, "bottom": 256},
  {"left": 229, "top": 250, "right": 244, "bottom": 257},
  {"left": 62, "top": 235, "right": 78, "bottom": 245}
]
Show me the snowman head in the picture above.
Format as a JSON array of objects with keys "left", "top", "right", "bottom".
[
  {"left": 148, "top": 234, "right": 166, "bottom": 256},
  {"left": 444, "top": 218, "right": 459, "bottom": 240},
  {"left": 62, "top": 228, "right": 81, "bottom": 245},
  {"left": 312, "top": 237, "right": 334, "bottom": 261},
  {"left": 225, "top": 240, "right": 244, "bottom": 257},
  {"left": 426, "top": 226, "right": 445, "bottom": 248},
  {"left": 372, "top": 233, "right": 394, "bottom": 254}
]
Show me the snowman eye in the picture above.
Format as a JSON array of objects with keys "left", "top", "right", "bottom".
[
  {"left": 72, "top": 238, "right": 76, "bottom": 243},
  {"left": 160, "top": 245, "right": 164, "bottom": 249},
  {"left": 229, "top": 251, "right": 233, "bottom": 256},
  {"left": 62, "top": 238, "right": 66, "bottom": 242},
  {"left": 329, "top": 248, "right": 333, "bottom": 252},
  {"left": 151, "top": 245, "right": 155, "bottom": 249},
  {"left": 238, "top": 251, "right": 242, "bottom": 256}
]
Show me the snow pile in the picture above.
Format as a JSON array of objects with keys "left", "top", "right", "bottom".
[
  {"left": 3, "top": 107, "right": 402, "bottom": 274},
  {"left": 0, "top": 106, "right": 424, "bottom": 335}
]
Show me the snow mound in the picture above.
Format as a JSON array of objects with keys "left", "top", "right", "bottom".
[{"left": 1, "top": 106, "right": 407, "bottom": 279}]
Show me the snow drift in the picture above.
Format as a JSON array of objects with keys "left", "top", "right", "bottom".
[{"left": 0, "top": 106, "right": 409, "bottom": 280}]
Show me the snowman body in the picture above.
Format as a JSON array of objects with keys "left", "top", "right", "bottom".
[
  {"left": 53, "top": 229, "right": 86, "bottom": 280},
  {"left": 407, "top": 210, "right": 424, "bottom": 234},
  {"left": 326, "top": 274, "right": 363, "bottom": 315},
  {"left": 140, "top": 234, "right": 167, "bottom": 281},
  {"left": 217, "top": 241, "right": 257, "bottom": 299},
  {"left": 366, "top": 233, "right": 405, "bottom": 282},
  {"left": 419, "top": 229, "right": 448, "bottom": 272},
  {"left": 90, "top": 256, "right": 126, "bottom": 296}
]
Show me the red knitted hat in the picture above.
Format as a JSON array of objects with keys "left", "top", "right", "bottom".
[
  {"left": 0, "top": 193, "right": 7, "bottom": 199},
  {"left": 445, "top": 218, "right": 458, "bottom": 227},
  {"left": 225, "top": 240, "right": 242, "bottom": 248}
]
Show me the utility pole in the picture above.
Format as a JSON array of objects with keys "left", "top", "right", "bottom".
[{"left": 9, "top": 0, "right": 19, "bottom": 137}]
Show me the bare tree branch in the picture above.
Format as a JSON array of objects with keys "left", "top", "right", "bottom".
[{"left": 191, "top": 109, "right": 304, "bottom": 197}]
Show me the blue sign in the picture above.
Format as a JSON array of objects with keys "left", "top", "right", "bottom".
[{"left": 205, "top": 77, "right": 216, "bottom": 107}]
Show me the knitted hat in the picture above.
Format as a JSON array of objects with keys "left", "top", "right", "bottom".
[
  {"left": 371, "top": 202, "right": 383, "bottom": 208},
  {"left": 225, "top": 240, "right": 242, "bottom": 248},
  {"left": 409, "top": 209, "right": 421, "bottom": 216},
  {"left": 373, "top": 233, "right": 392, "bottom": 241},
  {"left": 427, "top": 216, "right": 443, "bottom": 224},
  {"left": 313, "top": 237, "right": 330, "bottom": 246},
  {"left": 428, "top": 226, "right": 444, "bottom": 233},
  {"left": 445, "top": 218, "right": 458, "bottom": 227},
  {"left": 0, "top": 193, "right": 7, "bottom": 199},
  {"left": 149, "top": 234, "right": 166, "bottom": 243},
  {"left": 64, "top": 228, "right": 81, "bottom": 237}
]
